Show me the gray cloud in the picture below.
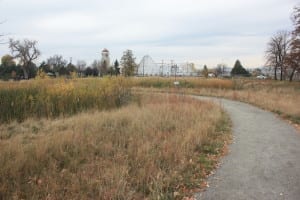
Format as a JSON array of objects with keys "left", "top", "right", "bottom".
[{"left": 0, "top": 0, "right": 297, "bottom": 68}]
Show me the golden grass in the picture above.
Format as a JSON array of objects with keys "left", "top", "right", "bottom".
[
  {"left": 133, "top": 78, "right": 300, "bottom": 124},
  {"left": 130, "top": 77, "right": 234, "bottom": 89},
  {"left": 0, "top": 77, "right": 131, "bottom": 123},
  {"left": 0, "top": 94, "right": 231, "bottom": 199},
  {"left": 193, "top": 80, "right": 300, "bottom": 124}
]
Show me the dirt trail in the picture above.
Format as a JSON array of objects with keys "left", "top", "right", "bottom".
[{"left": 193, "top": 96, "right": 300, "bottom": 200}]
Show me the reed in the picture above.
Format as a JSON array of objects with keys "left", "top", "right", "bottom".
[{"left": 0, "top": 77, "right": 131, "bottom": 123}]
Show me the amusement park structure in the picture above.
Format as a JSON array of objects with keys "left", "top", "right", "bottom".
[{"left": 136, "top": 55, "right": 197, "bottom": 76}]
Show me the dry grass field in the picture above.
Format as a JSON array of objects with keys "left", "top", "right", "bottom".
[
  {"left": 0, "top": 77, "right": 131, "bottom": 123},
  {"left": 0, "top": 87, "right": 231, "bottom": 199},
  {"left": 2, "top": 77, "right": 296, "bottom": 199},
  {"left": 133, "top": 77, "right": 300, "bottom": 124}
]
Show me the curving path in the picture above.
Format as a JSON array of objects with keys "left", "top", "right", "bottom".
[{"left": 193, "top": 96, "right": 300, "bottom": 200}]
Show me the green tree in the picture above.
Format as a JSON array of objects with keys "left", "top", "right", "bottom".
[
  {"left": 39, "top": 61, "right": 52, "bottom": 74},
  {"left": 66, "top": 62, "right": 77, "bottom": 74},
  {"left": 0, "top": 54, "right": 17, "bottom": 79},
  {"left": 1, "top": 54, "right": 16, "bottom": 67},
  {"left": 202, "top": 65, "right": 208, "bottom": 78},
  {"left": 120, "top": 50, "right": 137, "bottom": 76},
  {"left": 114, "top": 59, "right": 120, "bottom": 76},
  {"left": 231, "top": 60, "right": 249, "bottom": 77}
]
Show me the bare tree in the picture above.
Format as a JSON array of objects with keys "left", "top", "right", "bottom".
[
  {"left": 47, "top": 55, "right": 67, "bottom": 73},
  {"left": 215, "top": 63, "right": 227, "bottom": 77},
  {"left": 9, "top": 38, "right": 40, "bottom": 79},
  {"left": 265, "top": 31, "right": 290, "bottom": 81},
  {"left": 287, "top": 5, "right": 300, "bottom": 81},
  {"left": 76, "top": 60, "right": 86, "bottom": 77},
  {"left": 91, "top": 60, "right": 101, "bottom": 76}
]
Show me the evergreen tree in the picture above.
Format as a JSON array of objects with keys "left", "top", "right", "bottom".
[
  {"left": 114, "top": 59, "right": 120, "bottom": 76},
  {"left": 202, "top": 65, "right": 208, "bottom": 78},
  {"left": 231, "top": 60, "right": 249, "bottom": 76}
]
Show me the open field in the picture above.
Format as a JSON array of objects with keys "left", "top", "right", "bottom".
[
  {"left": 132, "top": 77, "right": 300, "bottom": 124},
  {"left": 1, "top": 77, "right": 297, "bottom": 199},
  {"left": 0, "top": 93, "right": 231, "bottom": 199}
]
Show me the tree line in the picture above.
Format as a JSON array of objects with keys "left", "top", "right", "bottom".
[
  {"left": 266, "top": 5, "right": 300, "bottom": 81},
  {"left": 0, "top": 39, "right": 138, "bottom": 80}
]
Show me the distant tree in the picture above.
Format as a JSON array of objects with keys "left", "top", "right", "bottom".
[
  {"left": 1, "top": 54, "right": 16, "bottom": 67},
  {"left": 91, "top": 60, "right": 101, "bottom": 76},
  {"left": 231, "top": 60, "right": 249, "bottom": 77},
  {"left": 85, "top": 67, "right": 93, "bottom": 76},
  {"left": 0, "top": 54, "right": 17, "bottom": 79},
  {"left": 39, "top": 61, "right": 52, "bottom": 73},
  {"left": 120, "top": 50, "right": 137, "bottom": 76},
  {"left": 84, "top": 66, "right": 98, "bottom": 76},
  {"left": 202, "top": 65, "right": 208, "bottom": 78},
  {"left": 46, "top": 55, "right": 67, "bottom": 75},
  {"left": 286, "top": 5, "right": 300, "bottom": 81},
  {"left": 215, "top": 64, "right": 227, "bottom": 77},
  {"left": 66, "top": 62, "right": 77, "bottom": 73},
  {"left": 9, "top": 38, "right": 40, "bottom": 79},
  {"left": 265, "top": 31, "right": 290, "bottom": 80},
  {"left": 107, "top": 66, "right": 115, "bottom": 76},
  {"left": 27, "top": 62, "right": 38, "bottom": 78},
  {"left": 114, "top": 59, "right": 120, "bottom": 76},
  {"left": 76, "top": 60, "right": 86, "bottom": 77},
  {"left": 251, "top": 68, "right": 262, "bottom": 77}
]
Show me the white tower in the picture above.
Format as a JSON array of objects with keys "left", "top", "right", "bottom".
[{"left": 100, "top": 48, "right": 110, "bottom": 75}]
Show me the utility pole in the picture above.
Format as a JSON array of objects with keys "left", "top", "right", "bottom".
[
  {"left": 160, "top": 60, "right": 164, "bottom": 76},
  {"left": 171, "top": 60, "right": 174, "bottom": 77},
  {"left": 170, "top": 60, "right": 177, "bottom": 81}
]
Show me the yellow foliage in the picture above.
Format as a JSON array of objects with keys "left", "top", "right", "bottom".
[{"left": 35, "top": 69, "right": 49, "bottom": 80}]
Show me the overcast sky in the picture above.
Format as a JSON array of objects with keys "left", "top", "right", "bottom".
[{"left": 0, "top": 0, "right": 298, "bottom": 68}]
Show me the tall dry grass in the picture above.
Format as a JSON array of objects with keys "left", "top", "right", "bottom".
[
  {"left": 193, "top": 80, "right": 300, "bottom": 124},
  {"left": 133, "top": 78, "right": 300, "bottom": 124},
  {"left": 131, "top": 77, "right": 234, "bottom": 89},
  {"left": 0, "top": 77, "right": 131, "bottom": 123},
  {"left": 0, "top": 94, "right": 231, "bottom": 199}
]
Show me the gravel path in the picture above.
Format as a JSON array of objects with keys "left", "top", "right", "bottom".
[{"left": 193, "top": 96, "right": 300, "bottom": 200}]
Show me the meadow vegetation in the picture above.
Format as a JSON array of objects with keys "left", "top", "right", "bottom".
[
  {"left": 0, "top": 93, "right": 231, "bottom": 199},
  {"left": 1, "top": 76, "right": 297, "bottom": 199},
  {"left": 132, "top": 77, "right": 300, "bottom": 124},
  {"left": 0, "top": 77, "right": 131, "bottom": 123},
  {"left": 131, "top": 77, "right": 234, "bottom": 89}
]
